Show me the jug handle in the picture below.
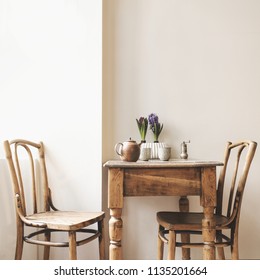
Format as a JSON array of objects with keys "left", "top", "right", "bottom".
[{"left": 114, "top": 143, "right": 123, "bottom": 156}]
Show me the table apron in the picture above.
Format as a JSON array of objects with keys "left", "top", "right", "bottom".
[{"left": 123, "top": 167, "right": 201, "bottom": 196}]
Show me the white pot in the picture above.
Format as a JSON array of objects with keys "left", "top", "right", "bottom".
[{"left": 141, "top": 142, "right": 166, "bottom": 159}]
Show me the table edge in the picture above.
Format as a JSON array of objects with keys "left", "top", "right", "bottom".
[{"left": 103, "top": 159, "right": 223, "bottom": 168}]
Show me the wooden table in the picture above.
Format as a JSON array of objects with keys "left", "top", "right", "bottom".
[{"left": 104, "top": 159, "right": 223, "bottom": 260}]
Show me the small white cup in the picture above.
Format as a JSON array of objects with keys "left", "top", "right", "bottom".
[
  {"left": 158, "top": 147, "right": 171, "bottom": 161},
  {"left": 139, "top": 147, "right": 151, "bottom": 161}
]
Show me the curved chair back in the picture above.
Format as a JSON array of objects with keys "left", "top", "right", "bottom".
[
  {"left": 4, "top": 139, "right": 51, "bottom": 219},
  {"left": 216, "top": 141, "right": 257, "bottom": 228}
]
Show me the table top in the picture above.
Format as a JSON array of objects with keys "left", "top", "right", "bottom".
[{"left": 104, "top": 159, "right": 223, "bottom": 168}]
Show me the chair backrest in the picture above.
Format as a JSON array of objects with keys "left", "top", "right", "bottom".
[
  {"left": 216, "top": 141, "right": 257, "bottom": 225},
  {"left": 4, "top": 139, "right": 51, "bottom": 218}
]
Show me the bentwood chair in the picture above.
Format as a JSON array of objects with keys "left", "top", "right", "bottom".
[
  {"left": 157, "top": 140, "right": 257, "bottom": 260},
  {"left": 4, "top": 139, "right": 105, "bottom": 260}
]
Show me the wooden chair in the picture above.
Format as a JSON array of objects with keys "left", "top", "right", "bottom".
[
  {"left": 4, "top": 139, "right": 105, "bottom": 260},
  {"left": 157, "top": 140, "right": 257, "bottom": 260}
]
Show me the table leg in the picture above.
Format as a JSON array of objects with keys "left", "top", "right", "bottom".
[
  {"left": 179, "top": 196, "right": 190, "bottom": 260},
  {"left": 202, "top": 206, "right": 216, "bottom": 259},
  {"left": 201, "top": 167, "right": 217, "bottom": 260},
  {"left": 109, "top": 208, "right": 123, "bottom": 260},
  {"left": 108, "top": 168, "right": 124, "bottom": 260}
]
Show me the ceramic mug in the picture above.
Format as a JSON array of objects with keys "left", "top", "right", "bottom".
[
  {"left": 139, "top": 147, "right": 151, "bottom": 161},
  {"left": 158, "top": 147, "right": 171, "bottom": 161}
]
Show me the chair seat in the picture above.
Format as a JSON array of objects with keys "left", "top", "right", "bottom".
[
  {"left": 26, "top": 211, "right": 105, "bottom": 231},
  {"left": 157, "top": 211, "right": 229, "bottom": 231}
]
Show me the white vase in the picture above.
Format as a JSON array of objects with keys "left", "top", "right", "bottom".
[{"left": 141, "top": 142, "right": 166, "bottom": 159}]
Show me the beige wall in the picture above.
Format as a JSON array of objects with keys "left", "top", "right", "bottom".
[{"left": 103, "top": 0, "right": 260, "bottom": 259}]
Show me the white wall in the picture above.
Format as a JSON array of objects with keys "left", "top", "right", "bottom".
[
  {"left": 103, "top": 0, "right": 260, "bottom": 259},
  {"left": 0, "top": 0, "right": 102, "bottom": 259}
]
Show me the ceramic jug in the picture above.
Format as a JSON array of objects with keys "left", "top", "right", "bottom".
[{"left": 114, "top": 138, "right": 140, "bottom": 162}]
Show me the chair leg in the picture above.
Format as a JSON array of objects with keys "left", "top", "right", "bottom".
[
  {"left": 217, "top": 247, "right": 226, "bottom": 260},
  {"left": 69, "top": 231, "right": 77, "bottom": 260},
  {"left": 167, "top": 230, "right": 176, "bottom": 260},
  {"left": 180, "top": 233, "right": 191, "bottom": 260},
  {"left": 15, "top": 221, "right": 24, "bottom": 260},
  {"left": 216, "top": 231, "right": 225, "bottom": 260},
  {"left": 98, "top": 220, "right": 105, "bottom": 260},
  {"left": 231, "top": 235, "right": 239, "bottom": 260},
  {"left": 43, "top": 230, "right": 51, "bottom": 260},
  {"left": 157, "top": 225, "right": 164, "bottom": 260},
  {"left": 217, "top": 247, "right": 225, "bottom": 260}
]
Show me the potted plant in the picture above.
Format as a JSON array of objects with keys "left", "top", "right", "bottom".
[
  {"left": 136, "top": 117, "right": 148, "bottom": 143},
  {"left": 148, "top": 113, "right": 163, "bottom": 143}
]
